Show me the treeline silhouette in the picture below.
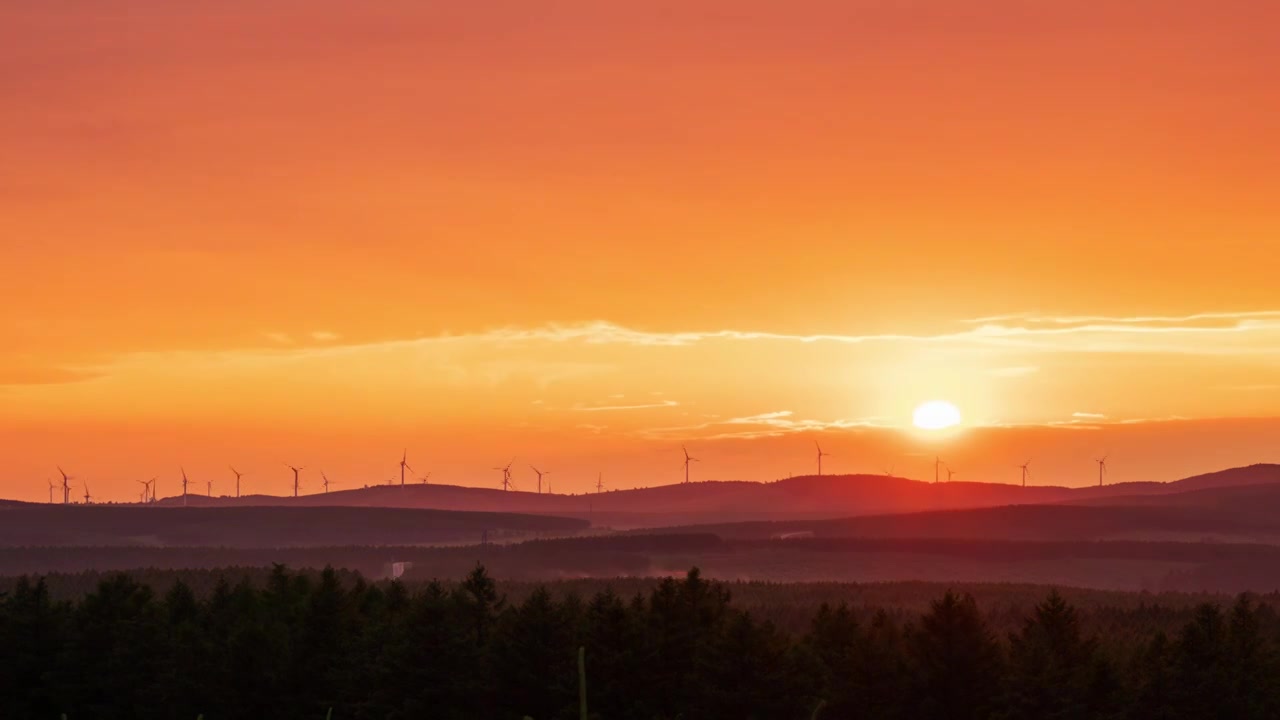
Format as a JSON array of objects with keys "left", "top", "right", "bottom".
[{"left": 4, "top": 566, "right": 1280, "bottom": 719}]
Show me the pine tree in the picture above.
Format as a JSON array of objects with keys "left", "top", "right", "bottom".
[
  {"left": 907, "top": 591, "right": 1004, "bottom": 720},
  {"left": 1000, "top": 589, "right": 1098, "bottom": 720},
  {"left": 490, "top": 587, "right": 577, "bottom": 719}
]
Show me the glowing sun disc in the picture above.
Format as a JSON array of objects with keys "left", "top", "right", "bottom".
[{"left": 913, "top": 401, "right": 962, "bottom": 430}]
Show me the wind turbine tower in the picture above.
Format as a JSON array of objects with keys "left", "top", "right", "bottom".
[
  {"left": 934, "top": 457, "right": 941, "bottom": 484},
  {"left": 286, "top": 464, "right": 305, "bottom": 497},
  {"left": 47, "top": 478, "right": 56, "bottom": 504},
  {"left": 682, "top": 446, "right": 700, "bottom": 484},
  {"left": 1019, "top": 460, "right": 1032, "bottom": 488},
  {"left": 57, "top": 466, "right": 73, "bottom": 504},
  {"left": 1096, "top": 455, "right": 1108, "bottom": 487},
  {"left": 596, "top": 472, "right": 605, "bottom": 494},
  {"left": 82, "top": 482, "right": 91, "bottom": 505},
  {"left": 815, "top": 442, "right": 831, "bottom": 476},
  {"left": 493, "top": 460, "right": 514, "bottom": 491},
  {"left": 181, "top": 467, "right": 190, "bottom": 506},
  {"left": 230, "top": 466, "right": 244, "bottom": 498},
  {"left": 530, "top": 466, "right": 550, "bottom": 494},
  {"left": 399, "top": 450, "right": 413, "bottom": 488}
]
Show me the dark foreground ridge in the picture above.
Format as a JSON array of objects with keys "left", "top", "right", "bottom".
[{"left": 3, "top": 564, "right": 1279, "bottom": 719}]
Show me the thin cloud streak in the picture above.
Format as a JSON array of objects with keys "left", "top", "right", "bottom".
[
  {"left": 575, "top": 400, "right": 680, "bottom": 412},
  {"left": 638, "top": 410, "right": 888, "bottom": 441},
  {"left": 968, "top": 310, "right": 1280, "bottom": 326},
  {"left": 318, "top": 311, "right": 1280, "bottom": 356},
  {"left": 41, "top": 309, "right": 1280, "bottom": 386}
]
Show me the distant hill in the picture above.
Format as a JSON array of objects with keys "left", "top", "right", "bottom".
[
  {"left": 1067, "top": 465, "right": 1280, "bottom": 504},
  {"left": 636, "top": 499, "right": 1280, "bottom": 544},
  {"left": 0, "top": 505, "right": 588, "bottom": 547},
  {"left": 1071, "top": 477, "right": 1280, "bottom": 512},
  {"left": 131, "top": 463, "right": 1280, "bottom": 528}
]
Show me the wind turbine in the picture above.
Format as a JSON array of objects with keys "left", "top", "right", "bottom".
[
  {"left": 286, "top": 464, "right": 305, "bottom": 497},
  {"left": 1095, "top": 455, "right": 1108, "bottom": 487},
  {"left": 883, "top": 466, "right": 895, "bottom": 478},
  {"left": 945, "top": 465, "right": 957, "bottom": 483},
  {"left": 206, "top": 480, "right": 212, "bottom": 497},
  {"left": 530, "top": 466, "right": 550, "bottom": 494},
  {"left": 419, "top": 472, "right": 431, "bottom": 485},
  {"left": 682, "top": 446, "right": 700, "bottom": 484},
  {"left": 596, "top": 472, "right": 605, "bottom": 494},
  {"left": 399, "top": 450, "right": 413, "bottom": 488},
  {"left": 815, "top": 442, "right": 831, "bottom": 476},
  {"left": 181, "top": 467, "right": 190, "bottom": 506},
  {"left": 82, "top": 481, "right": 92, "bottom": 505},
  {"left": 57, "top": 466, "right": 73, "bottom": 504},
  {"left": 321, "top": 471, "right": 333, "bottom": 493},
  {"left": 1019, "top": 460, "right": 1032, "bottom": 488},
  {"left": 229, "top": 466, "right": 245, "bottom": 498},
  {"left": 47, "top": 478, "right": 56, "bottom": 504},
  {"left": 493, "top": 460, "right": 514, "bottom": 491},
  {"left": 136, "top": 479, "right": 150, "bottom": 504},
  {"left": 934, "top": 457, "right": 942, "bottom": 484}
]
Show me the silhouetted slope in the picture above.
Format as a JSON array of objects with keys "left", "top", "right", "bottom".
[
  {"left": 1070, "top": 477, "right": 1280, "bottom": 512},
  {"left": 118, "top": 463, "right": 1280, "bottom": 528},
  {"left": 640, "top": 501, "right": 1280, "bottom": 543},
  {"left": 0, "top": 505, "right": 588, "bottom": 547}
]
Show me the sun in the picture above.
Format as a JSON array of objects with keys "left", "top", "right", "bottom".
[{"left": 913, "top": 400, "right": 962, "bottom": 430}]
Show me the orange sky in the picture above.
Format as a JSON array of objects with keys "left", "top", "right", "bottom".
[{"left": 2, "top": 1, "right": 1279, "bottom": 502}]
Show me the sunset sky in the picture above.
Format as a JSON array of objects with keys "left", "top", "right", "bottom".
[{"left": 3, "top": 1, "right": 1279, "bottom": 502}]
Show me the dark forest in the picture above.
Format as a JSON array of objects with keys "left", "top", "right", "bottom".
[{"left": 3, "top": 565, "right": 1276, "bottom": 719}]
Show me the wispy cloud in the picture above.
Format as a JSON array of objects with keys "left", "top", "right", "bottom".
[
  {"left": 32, "top": 310, "right": 1280, "bottom": 405},
  {"left": 1072, "top": 412, "right": 1108, "bottom": 419},
  {"left": 640, "top": 410, "right": 887, "bottom": 440},
  {"left": 575, "top": 399, "right": 680, "bottom": 412},
  {"left": 310, "top": 331, "right": 341, "bottom": 342},
  {"left": 224, "top": 310, "right": 1280, "bottom": 360},
  {"left": 414, "top": 311, "right": 1280, "bottom": 355},
  {"left": 968, "top": 310, "right": 1280, "bottom": 326}
]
